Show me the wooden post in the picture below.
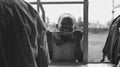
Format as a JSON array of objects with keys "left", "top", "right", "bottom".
[
  {"left": 37, "top": 0, "right": 40, "bottom": 12},
  {"left": 39, "top": 0, "right": 45, "bottom": 22},
  {"left": 83, "top": 0, "right": 88, "bottom": 62},
  {"left": 37, "top": 0, "right": 45, "bottom": 22},
  {"left": 112, "top": 0, "right": 114, "bottom": 19}
]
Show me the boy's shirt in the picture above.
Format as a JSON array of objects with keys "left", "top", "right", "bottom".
[
  {"left": 47, "top": 31, "right": 83, "bottom": 62},
  {"left": 52, "top": 32, "right": 76, "bottom": 62}
]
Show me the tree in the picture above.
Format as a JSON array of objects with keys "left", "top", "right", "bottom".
[{"left": 77, "top": 17, "right": 83, "bottom": 27}]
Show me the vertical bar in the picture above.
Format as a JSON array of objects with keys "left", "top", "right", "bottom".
[
  {"left": 39, "top": 0, "right": 45, "bottom": 22},
  {"left": 37, "top": 0, "right": 45, "bottom": 22},
  {"left": 37, "top": 0, "right": 40, "bottom": 12},
  {"left": 83, "top": 0, "right": 88, "bottom": 62},
  {"left": 112, "top": 0, "right": 114, "bottom": 19}
]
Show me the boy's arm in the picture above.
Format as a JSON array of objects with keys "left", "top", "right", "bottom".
[{"left": 73, "top": 31, "right": 83, "bottom": 62}]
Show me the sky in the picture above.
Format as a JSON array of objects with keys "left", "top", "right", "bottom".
[{"left": 24, "top": 0, "right": 120, "bottom": 25}]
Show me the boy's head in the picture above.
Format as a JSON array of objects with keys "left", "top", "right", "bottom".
[{"left": 57, "top": 13, "right": 76, "bottom": 32}]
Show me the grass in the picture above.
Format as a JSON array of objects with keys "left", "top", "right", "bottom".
[{"left": 88, "top": 32, "right": 109, "bottom": 62}]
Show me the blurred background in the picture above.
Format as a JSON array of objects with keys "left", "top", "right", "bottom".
[{"left": 25, "top": 0, "right": 120, "bottom": 62}]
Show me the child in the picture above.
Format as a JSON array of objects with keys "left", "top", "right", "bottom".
[{"left": 47, "top": 13, "right": 83, "bottom": 62}]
